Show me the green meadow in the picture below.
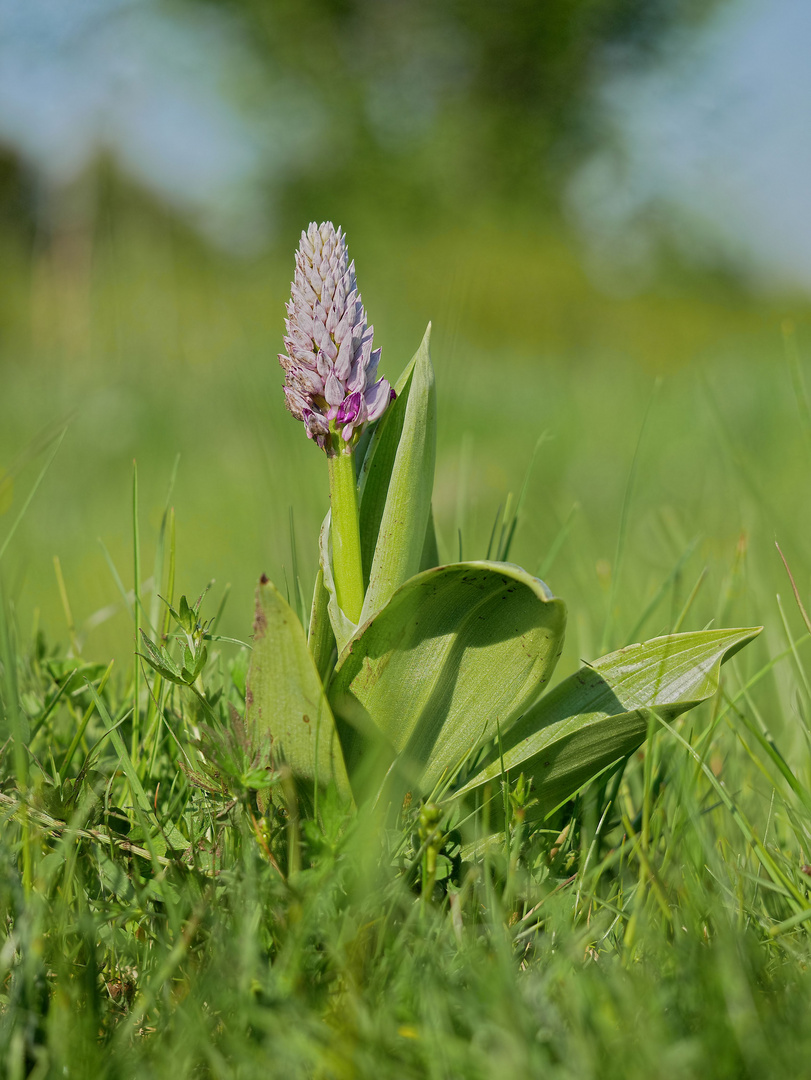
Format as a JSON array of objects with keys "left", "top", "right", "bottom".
[
  {"left": 3, "top": 200, "right": 811, "bottom": 1077},
  {"left": 2, "top": 207, "right": 806, "bottom": 669}
]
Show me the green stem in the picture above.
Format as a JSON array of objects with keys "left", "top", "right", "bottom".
[{"left": 328, "top": 439, "right": 365, "bottom": 623}]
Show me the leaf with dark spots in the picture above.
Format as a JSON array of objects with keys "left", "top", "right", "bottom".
[{"left": 253, "top": 600, "right": 268, "bottom": 641}]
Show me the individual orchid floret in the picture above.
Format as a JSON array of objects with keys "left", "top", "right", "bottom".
[{"left": 279, "top": 222, "right": 395, "bottom": 454}]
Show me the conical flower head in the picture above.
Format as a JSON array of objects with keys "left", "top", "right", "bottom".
[{"left": 279, "top": 222, "right": 394, "bottom": 453}]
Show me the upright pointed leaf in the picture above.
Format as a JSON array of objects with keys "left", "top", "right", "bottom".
[
  {"left": 307, "top": 567, "right": 336, "bottom": 682},
  {"left": 330, "top": 561, "right": 566, "bottom": 794},
  {"left": 246, "top": 577, "right": 350, "bottom": 797},
  {"left": 357, "top": 341, "right": 421, "bottom": 584},
  {"left": 460, "top": 625, "right": 762, "bottom": 815},
  {"left": 319, "top": 511, "right": 358, "bottom": 653},
  {"left": 420, "top": 505, "right": 440, "bottom": 572},
  {"left": 318, "top": 328, "right": 437, "bottom": 658},
  {"left": 359, "top": 324, "right": 436, "bottom": 623}
]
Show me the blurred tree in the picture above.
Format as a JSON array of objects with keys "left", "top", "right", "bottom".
[
  {"left": 201, "top": 0, "right": 723, "bottom": 222},
  {"left": 0, "top": 0, "right": 724, "bottom": 250}
]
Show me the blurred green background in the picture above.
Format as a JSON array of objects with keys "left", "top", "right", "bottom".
[{"left": 0, "top": 0, "right": 809, "bottom": 694}]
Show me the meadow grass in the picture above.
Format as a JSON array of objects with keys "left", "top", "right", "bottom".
[{"left": 2, "top": 209, "right": 811, "bottom": 1076}]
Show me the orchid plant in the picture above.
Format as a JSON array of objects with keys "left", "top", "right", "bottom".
[{"left": 244, "top": 222, "right": 760, "bottom": 828}]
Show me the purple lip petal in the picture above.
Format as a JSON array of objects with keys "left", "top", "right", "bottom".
[
  {"left": 341, "top": 400, "right": 367, "bottom": 443},
  {"left": 336, "top": 390, "right": 362, "bottom": 425}
]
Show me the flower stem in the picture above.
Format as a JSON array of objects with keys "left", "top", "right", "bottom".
[{"left": 328, "top": 439, "right": 365, "bottom": 623}]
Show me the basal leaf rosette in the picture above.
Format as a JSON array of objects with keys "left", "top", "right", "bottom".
[{"left": 246, "top": 219, "right": 764, "bottom": 829}]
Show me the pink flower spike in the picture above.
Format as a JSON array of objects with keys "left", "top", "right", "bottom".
[{"left": 278, "top": 222, "right": 394, "bottom": 454}]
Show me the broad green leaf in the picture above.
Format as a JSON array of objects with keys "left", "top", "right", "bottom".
[
  {"left": 359, "top": 324, "right": 436, "bottom": 623},
  {"left": 459, "top": 625, "right": 762, "bottom": 815},
  {"left": 330, "top": 561, "right": 566, "bottom": 794},
  {"left": 0, "top": 471, "right": 12, "bottom": 515},
  {"left": 246, "top": 577, "right": 350, "bottom": 798}
]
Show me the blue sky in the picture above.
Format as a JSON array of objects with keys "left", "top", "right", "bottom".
[
  {"left": 0, "top": 0, "right": 323, "bottom": 248},
  {"left": 1, "top": 0, "right": 807, "bottom": 289},
  {"left": 569, "top": 0, "right": 811, "bottom": 293}
]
